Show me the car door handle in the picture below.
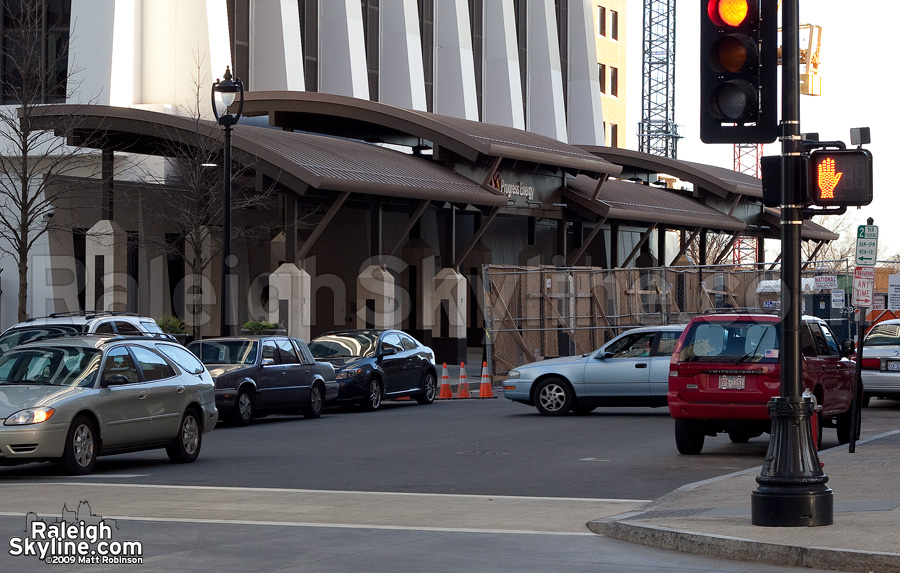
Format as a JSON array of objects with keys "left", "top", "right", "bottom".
[
  {"left": 137, "top": 391, "right": 148, "bottom": 400},
  {"left": 176, "top": 386, "right": 185, "bottom": 394},
  {"left": 635, "top": 363, "right": 648, "bottom": 368}
]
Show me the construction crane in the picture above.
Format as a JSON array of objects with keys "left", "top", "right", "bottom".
[{"left": 638, "top": 0, "right": 680, "bottom": 158}]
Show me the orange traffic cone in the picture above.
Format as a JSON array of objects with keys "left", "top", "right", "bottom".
[
  {"left": 478, "top": 361, "right": 495, "bottom": 398},
  {"left": 438, "top": 363, "right": 454, "bottom": 399},
  {"left": 456, "top": 362, "right": 471, "bottom": 398}
]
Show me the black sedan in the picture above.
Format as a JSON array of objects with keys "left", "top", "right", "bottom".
[
  {"left": 188, "top": 336, "right": 337, "bottom": 425},
  {"left": 308, "top": 330, "right": 437, "bottom": 410}
]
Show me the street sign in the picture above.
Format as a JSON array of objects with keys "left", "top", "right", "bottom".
[
  {"left": 813, "top": 275, "right": 837, "bottom": 290},
  {"left": 853, "top": 266, "right": 876, "bottom": 307},
  {"left": 855, "top": 225, "right": 878, "bottom": 267}
]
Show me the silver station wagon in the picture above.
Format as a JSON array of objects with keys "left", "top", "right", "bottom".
[
  {"left": 503, "top": 325, "right": 687, "bottom": 415},
  {"left": 0, "top": 335, "right": 218, "bottom": 474}
]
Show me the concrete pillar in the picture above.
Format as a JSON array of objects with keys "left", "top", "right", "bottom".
[
  {"left": 84, "top": 220, "right": 128, "bottom": 312},
  {"left": 526, "top": 0, "right": 567, "bottom": 141},
  {"left": 250, "top": 0, "right": 305, "bottom": 91},
  {"left": 432, "top": 267, "right": 467, "bottom": 364},
  {"left": 566, "top": 0, "right": 605, "bottom": 145},
  {"left": 379, "top": 0, "right": 427, "bottom": 110},
  {"left": 433, "top": 0, "right": 479, "bottom": 120},
  {"left": 319, "top": 0, "right": 370, "bottom": 98},
  {"left": 482, "top": 0, "right": 525, "bottom": 129},
  {"left": 356, "top": 265, "right": 397, "bottom": 329},
  {"left": 183, "top": 226, "right": 218, "bottom": 338},
  {"left": 267, "top": 263, "right": 311, "bottom": 340}
]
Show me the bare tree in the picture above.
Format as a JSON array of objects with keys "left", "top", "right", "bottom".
[
  {"left": 685, "top": 232, "right": 735, "bottom": 266},
  {"left": 126, "top": 54, "right": 279, "bottom": 337},
  {"left": 0, "top": 1, "right": 95, "bottom": 321},
  {"left": 801, "top": 215, "right": 854, "bottom": 271}
]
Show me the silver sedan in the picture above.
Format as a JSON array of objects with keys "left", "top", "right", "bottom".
[
  {"left": 860, "top": 319, "right": 900, "bottom": 405},
  {"left": 0, "top": 335, "right": 218, "bottom": 474},
  {"left": 503, "top": 325, "right": 686, "bottom": 415}
]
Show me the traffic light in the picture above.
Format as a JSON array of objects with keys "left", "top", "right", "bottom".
[
  {"left": 807, "top": 149, "right": 873, "bottom": 207},
  {"left": 700, "top": 0, "right": 777, "bottom": 143}
]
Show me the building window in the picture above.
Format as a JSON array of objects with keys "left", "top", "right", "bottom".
[
  {"left": 610, "top": 67, "right": 619, "bottom": 97},
  {"left": 610, "top": 124, "right": 618, "bottom": 147},
  {"left": 597, "top": 6, "right": 606, "bottom": 37},
  {"left": 1, "top": 0, "right": 71, "bottom": 104},
  {"left": 611, "top": 10, "right": 619, "bottom": 40},
  {"left": 598, "top": 63, "right": 606, "bottom": 94}
]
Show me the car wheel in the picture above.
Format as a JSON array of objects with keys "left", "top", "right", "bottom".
[
  {"left": 415, "top": 371, "right": 436, "bottom": 405},
  {"left": 361, "top": 379, "right": 383, "bottom": 411},
  {"left": 727, "top": 431, "right": 752, "bottom": 444},
  {"left": 862, "top": 393, "right": 871, "bottom": 407},
  {"left": 166, "top": 409, "right": 202, "bottom": 463},
  {"left": 674, "top": 420, "right": 704, "bottom": 455},
  {"left": 231, "top": 387, "right": 255, "bottom": 426},
  {"left": 58, "top": 415, "right": 98, "bottom": 475},
  {"left": 302, "top": 384, "right": 324, "bottom": 419},
  {"left": 533, "top": 378, "right": 573, "bottom": 416}
]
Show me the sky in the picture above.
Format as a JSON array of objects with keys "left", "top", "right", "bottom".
[{"left": 623, "top": 0, "right": 895, "bottom": 260}]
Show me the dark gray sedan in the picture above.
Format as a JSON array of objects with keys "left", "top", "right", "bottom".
[
  {"left": 503, "top": 324, "right": 687, "bottom": 415},
  {"left": 188, "top": 336, "right": 336, "bottom": 425}
]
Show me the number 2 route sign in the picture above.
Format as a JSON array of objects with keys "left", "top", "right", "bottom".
[{"left": 856, "top": 225, "right": 878, "bottom": 267}]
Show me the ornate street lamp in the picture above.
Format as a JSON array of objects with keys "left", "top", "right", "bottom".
[{"left": 211, "top": 66, "right": 244, "bottom": 336}]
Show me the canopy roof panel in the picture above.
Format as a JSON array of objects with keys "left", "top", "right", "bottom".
[{"left": 240, "top": 91, "right": 622, "bottom": 177}]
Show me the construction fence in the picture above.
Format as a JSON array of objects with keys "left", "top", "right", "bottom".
[{"left": 481, "top": 261, "right": 878, "bottom": 377}]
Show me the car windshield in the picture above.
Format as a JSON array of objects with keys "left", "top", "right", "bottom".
[
  {"left": 678, "top": 320, "right": 779, "bottom": 364},
  {"left": 865, "top": 323, "right": 900, "bottom": 347},
  {"left": 309, "top": 332, "right": 379, "bottom": 359},
  {"left": 0, "top": 346, "right": 101, "bottom": 387},
  {"left": 0, "top": 325, "right": 84, "bottom": 352},
  {"left": 188, "top": 340, "right": 258, "bottom": 365}
]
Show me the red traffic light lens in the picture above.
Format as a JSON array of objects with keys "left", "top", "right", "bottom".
[{"left": 708, "top": 0, "right": 755, "bottom": 27}]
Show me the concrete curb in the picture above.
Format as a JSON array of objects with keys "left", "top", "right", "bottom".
[{"left": 587, "top": 519, "right": 900, "bottom": 572}]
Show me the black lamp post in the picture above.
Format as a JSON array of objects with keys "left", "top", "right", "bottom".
[
  {"left": 211, "top": 66, "right": 244, "bottom": 336},
  {"left": 750, "top": 0, "right": 833, "bottom": 527}
]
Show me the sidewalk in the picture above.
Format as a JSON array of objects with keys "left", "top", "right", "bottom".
[{"left": 589, "top": 430, "right": 900, "bottom": 572}]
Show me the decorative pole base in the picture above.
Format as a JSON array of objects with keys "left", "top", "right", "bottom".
[{"left": 751, "top": 396, "right": 833, "bottom": 527}]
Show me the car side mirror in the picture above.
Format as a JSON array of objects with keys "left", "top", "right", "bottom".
[
  {"left": 381, "top": 346, "right": 398, "bottom": 357},
  {"left": 103, "top": 374, "right": 130, "bottom": 387},
  {"left": 597, "top": 351, "right": 613, "bottom": 360},
  {"left": 841, "top": 339, "right": 855, "bottom": 357},
  {"left": 261, "top": 358, "right": 275, "bottom": 366}
]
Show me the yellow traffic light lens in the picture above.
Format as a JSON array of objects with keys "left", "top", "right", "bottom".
[
  {"left": 717, "top": 36, "right": 748, "bottom": 72},
  {"left": 708, "top": 0, "right": 753, "bottom": 27}
]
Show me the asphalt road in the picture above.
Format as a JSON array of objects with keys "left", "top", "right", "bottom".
[
  {"left": 2, "top": 394, "right": 896, "bottom": 572},
  {"left": 3, "top": 392, "right": 897, "bottom": 499}
]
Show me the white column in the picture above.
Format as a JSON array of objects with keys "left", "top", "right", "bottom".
[
  {"left": 432, "top": 268, "right": 467, "bottom": 339},
  {"left": 85, "top": 220, "right": 128, "bottom": 312},
  {"left": 318, "top": 0, "right": 369, "bottom": 99},
  {"left": 482, "top": 0, "right": 525, "bottom": 129},
  {"left": 379, "top": 0, "right": 427, "bottom": 110},
  {"left": 567, "top": 0, "right": 605, "bottom": 145},
  {"left": 433, "top": 0, "right": 479, "bottom": 120},
  {"left": 526, "top": 0, "right": 567, "bottom": 141},
  {"left": 267, "top": 263, "right": 311, "bottom": 340},
  {"left": 356, "top": 265, "right": 397, "bottom": 329},
  {"left": 250, "top": 0, "right": 305, "bottom": 91}
]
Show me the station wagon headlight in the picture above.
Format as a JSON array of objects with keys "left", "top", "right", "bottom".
[
  {"left": 5, "top": 407, "right": 56, "bottom": 426},
  {"left": 336, "top": 368, "right": 362, "bottom": 380},
  {"left": 507, "top": 370, "right": 521, "bottom": 379}
]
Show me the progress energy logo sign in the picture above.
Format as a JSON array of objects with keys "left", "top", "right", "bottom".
[{"left": 8, "top": 501, "right": 143, "bottom": 565}]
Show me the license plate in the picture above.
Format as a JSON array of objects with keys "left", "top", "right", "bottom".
[
  {"left": 719, "top": 375, "right": 745, "bottom": 390},
  {"left": 887, "top": 361, "right": 900, "bottom": 372}
]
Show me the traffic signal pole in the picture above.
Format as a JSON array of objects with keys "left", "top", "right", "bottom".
[{"left": 751, "top": 0, "right": 833, "bottom": 527}]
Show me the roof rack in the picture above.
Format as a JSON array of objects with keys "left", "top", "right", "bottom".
[
  {"left": 47, "top": 311, "right": 139, "bottom": 319},
  {"left": 701, "top": 307, "right": 780, "bottom": 316},
  {"left": 22, "top": 332, "right": 174, "bottom": 345}
]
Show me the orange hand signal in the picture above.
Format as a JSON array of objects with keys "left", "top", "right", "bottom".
[{"left": 816, "top": 158, "right": 843, "bottom": 199}]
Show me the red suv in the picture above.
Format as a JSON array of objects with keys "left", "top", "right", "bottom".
[{"left": 668, "top": 312, "right": 859, "bottom": 454}]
